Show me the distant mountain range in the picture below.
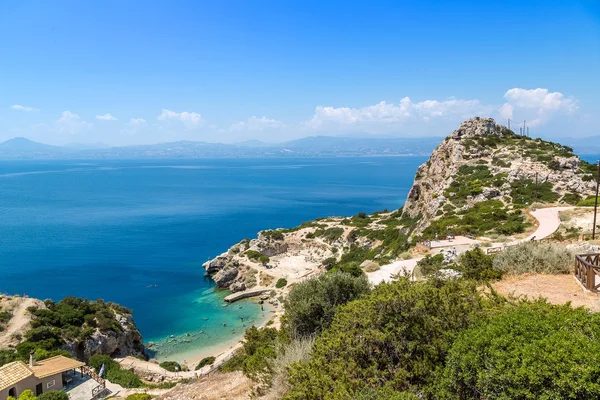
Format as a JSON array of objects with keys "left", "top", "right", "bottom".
[
  {"left": 1, "top": 134, "right": 597, "bottom": 160},
  {"left": 0, "top": 136, "right": 444, "bottom": 159}
]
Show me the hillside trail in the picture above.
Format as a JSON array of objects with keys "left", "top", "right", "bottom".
[
  {"left": 0, "top": 297, "right": 40, "bottom": 348},
  {"left": 368, "top": 206, "right": 572, "bottom": 285}
]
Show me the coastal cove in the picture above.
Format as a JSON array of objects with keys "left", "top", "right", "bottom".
[{"left": 0, "top": 157, "right": 425, "bottom": 362}]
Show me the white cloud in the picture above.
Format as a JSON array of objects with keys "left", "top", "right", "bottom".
[
  {"left": 304, "top": 89, "right": 578, "bottom": 134},
  {"left": 10, "top": 104, "right": 38, "bottom": 112},
  {"left": 305, "top": 97, "right": 492, "bottom": 133},
  {"left": 500, "top": 88, "right": 577, "bottom": 126},
  {"left": 157, "top": 109, "right": 203, "bottom": 128},
  {"left": 230, "top": 116, "right": 284, "bottom": 132},
  {"left": 55, "top": 111, "right": 92, "bottom": 134},
  {"left": 96, "top": 113, "right": 117, "bottom": 121},
  {"left": 129, "top": 118, "right": 146, "bottom": 125}
]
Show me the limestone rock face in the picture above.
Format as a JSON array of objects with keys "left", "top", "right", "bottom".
[
  {"left": 402, "top": 117, "right": 596, "bottom": 233},
  {"left": 62, "top": 311, "right": 147, "bottom": 361},
  {"left": 213, "top": 267, "right": 239, "bottom": 288},
  {"left": 229, "top": 281, "right": 247, "bottom": 292},
  {"left": 202, "top": 253, "right": 232, "bottom": 274}
]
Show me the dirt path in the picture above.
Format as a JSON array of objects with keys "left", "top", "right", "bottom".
[{"left": 0, "top": 296, "right": 42, "bottom": 348}]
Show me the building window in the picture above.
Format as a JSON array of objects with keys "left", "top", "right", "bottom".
[
  {"left": 8, "top": 387, "right": 16, "bottom": 397},
  {"left": 47, "top": 380, "right": 56, "bottom": 389}
]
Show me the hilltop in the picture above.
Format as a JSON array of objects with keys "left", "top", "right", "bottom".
[
  {"left": 203, "top": 117, "right": 598, "bottom": 292},
  {"left": 402, "top": 117, "right": 597, "bottom": 236}
]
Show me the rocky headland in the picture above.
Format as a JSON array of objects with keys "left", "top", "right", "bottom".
[
  {"left": 0, "top": 295, "right": 146, "bottom": 361},
  {"left": 203, "top": 117, "right": 599, "bottom": 293}
]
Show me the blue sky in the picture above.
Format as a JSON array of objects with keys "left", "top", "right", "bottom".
[{"left": 1, "top": 0, "right": 599, "bottom": 145}]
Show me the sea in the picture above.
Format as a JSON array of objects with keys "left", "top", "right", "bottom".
[{"left": 0, "top": 156, "right": 426, "bottom": 362}]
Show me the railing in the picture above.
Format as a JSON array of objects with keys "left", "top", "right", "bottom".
[
  {"left": 81, "top": 366, "right": 106, "bottom": 387},
  {"left": 91, "top": 384, "right": 109, "bottom": 398},
  {"left": 575, "top": 254, "right": 600, "bottom": 293}
]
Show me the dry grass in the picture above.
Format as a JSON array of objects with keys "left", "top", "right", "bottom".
[
  {"left": 260, "top": 272, "right": 275, "bottom": 287},
  {"left": 260, "top": 337, "right": 315, "bottom": 400}
]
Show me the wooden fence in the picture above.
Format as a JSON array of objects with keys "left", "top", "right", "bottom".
[{"left": 574, "top": 254, "right": 600, "bottom": 293}]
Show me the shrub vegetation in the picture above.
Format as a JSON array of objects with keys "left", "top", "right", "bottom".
[
  {"left": 493, "top": 242, "right": 572, "bottom": 275},
  {"left": 284, "top": 278, "right": 486, "bottom": 399},
  {"left": 195, "top": 356, "right": 216, "bottom": 370},
  {"left": 159, "top": 360, "right": 182, "bottom": 372},
  {"left": 88, "top": 354, "right": 143, "bottom": 388},
  {"left": 275, "top": 278, "right": 288, "bottom": 288},
  {"left": 283, "top": 272, "right": 371, "bottom": 338},
  {"left": 440, "top": 301, "right": 600, "bottom": 399}
]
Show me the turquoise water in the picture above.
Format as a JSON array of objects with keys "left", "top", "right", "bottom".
[{"left": 0, "top": 157, "right": 425, "bottom": 360}]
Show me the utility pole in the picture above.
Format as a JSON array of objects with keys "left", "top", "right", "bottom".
[
  {"left": 508, "top": 119, "right": 511, "bottom": 131},
  {"left": 535, "top": 172, "right": 539, "bottom": 202},
  {"left": 527, "top": 127, "right": 529, "bottom": 137},
  {"left": 593, "top": 160, "right": 600, "bottom": 240},
  {"left": 523, "top": 120, "right": 527, "bottom": 137}
]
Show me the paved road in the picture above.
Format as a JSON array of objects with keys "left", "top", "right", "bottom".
[
  {"left": 368, "top": 206, "right": 572, "bottom": 285},
  {"left": 519, "top": 207, "right": 573, "bottom": 243}
]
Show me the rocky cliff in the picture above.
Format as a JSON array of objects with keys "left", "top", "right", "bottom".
[
  {"left": 402, "top": 117, "right": 597, "bottom": 234},
  {"left": 62, "top": 308, "right": 147, "bottom": 360},
  {"left": 0, "top": 296, "right": 146, "bottom": 362}
]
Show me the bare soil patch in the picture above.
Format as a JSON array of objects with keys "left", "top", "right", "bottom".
[
  {"left": 157, "top": 371, "right": 251, "bottom": 400},
  {"left": 492, "top": 274, "right": 600, "bottom": 312}
]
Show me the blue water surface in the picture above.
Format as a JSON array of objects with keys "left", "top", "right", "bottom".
[{"left": 0, "top": 157, "right": 424, "bottom": 358}]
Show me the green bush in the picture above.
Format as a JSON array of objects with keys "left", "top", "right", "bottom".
[
  {"left": 275, "top": 278, "right": 288, "bottom": 288},
  {"left": 456, "top": 248, "right": 502, "bottom": 281},
  {"left": 262, "top": 230, "right": 284, "bottom": 241},
  {"left": 245, "top": 250, "right": 263, "bottom": 261},
  {"left": 195, "top": 356, "right": 216, "bottom": 370},
  {"left": 9, "top": 390, "right": 35, "bottom": 400},
  {"left": 159, "top": 361, "right": 181, "bottom": 372},
  {"left": 88, "top": 354, "right": 143, "bottom": 388},
  {"left": 37, "top": 391, "right": 70, "bottom": 400},
  {"left": 510, "top": 178, "right": 559, "bottom": 206},
  {"left": 493, "top": 242, "right": 572, "bottom": 275},
  {"left": 440, "top": 301, "right": 600, "bottom": 399},
  {"left": 414, "top": 254, "right": 444, "bottom": 277},
  {"left": 283, "top": 271, "right": 371, "bottom": 338},
  {"left": 219, "top": 350, "right": 245, "bottom": 372},
  {"left": 0, "top": 311, "right": 12, "bottom": 323},
  {"left": 561, "top": 192, "right": 582, "bottom": 205},
  {"left": 285, "top": 278, "right": 486, "bottom": 398},
  {"left": 317, "top": 227, "right": 345, "bottom": 243},
  {"left": 125, "top": 394, "right": 153, "bottom": 400},
  {"left": 258, "top": 255, "right": 270, "bottom": 265},
  {"left": 328, "top": 262, "right": 364, "bottom": 277},
  {"left": 578, "top": 195, "right": 599, "bottom": 207},
  {"left": 322, "top": 257, "right": 337, "bottom": 270},
  {"left": 423, "top": 200, "right": 528, "bottom": 239},
  {"left": 0, "top": 349, "right": 18, "bottom": 367},
  {"left": 355, "top": 387, "right": 419, "bottom": 400},
  {"left": 222, "top": 326, "right": 279, "bottom": 384}
]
